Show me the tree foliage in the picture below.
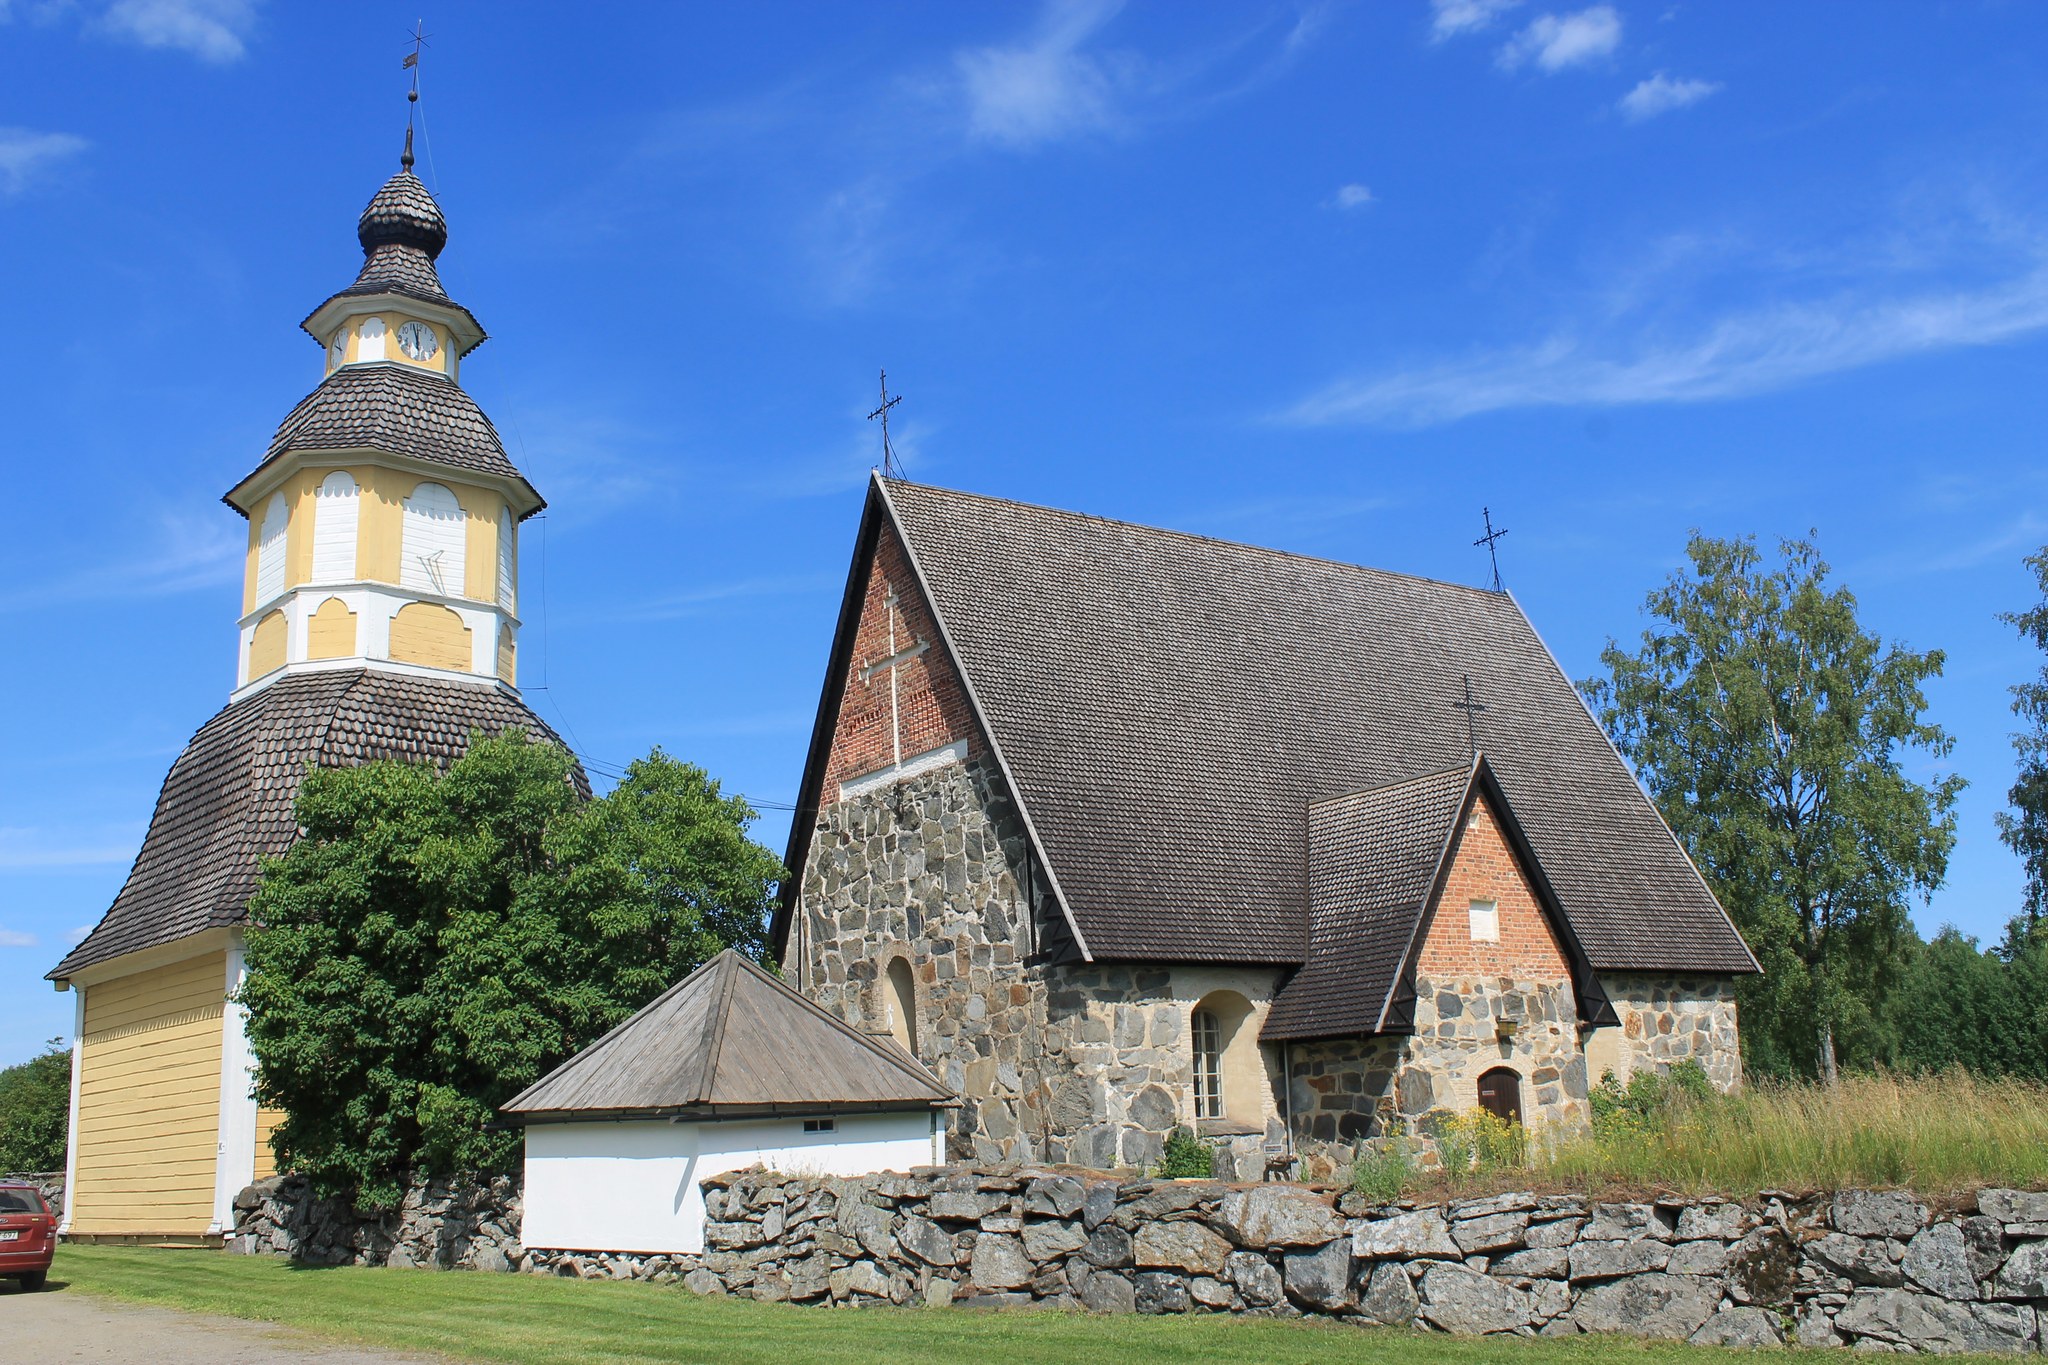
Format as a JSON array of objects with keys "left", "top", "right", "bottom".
[
  {"left": 1585, "top": 534, "right": 1963, "bottom": 1082},
  {"left": 1999, "top": 547, "right": 2048, "bottom": 934},
  {"left": 1885, "top": 925, "right": 2048, "bottom": 1080},
  {"left": 0, "top": 1040, "right": 70, "bottom": 1173},
  {"left": 240, "top": 734, "right": 784, "bottom": 1210}
]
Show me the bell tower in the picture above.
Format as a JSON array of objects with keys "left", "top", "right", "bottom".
[{"left": 220, "top": 140, "right": 541, "bottom": 693}]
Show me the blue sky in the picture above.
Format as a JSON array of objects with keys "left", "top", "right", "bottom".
[{"left": 3, "top": 1, "right": 2045, "bottom": 1064}]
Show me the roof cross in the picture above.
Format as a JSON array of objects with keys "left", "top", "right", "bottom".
[
  {"left": 867, "top": 369, "right": 904, "bottom": 479},
  {"left": 1451, "top": 673, "right": 1488, "bottom": 759},
  {"left": 400, "top": 21, "right": 429, "bottom": 170},
  {"left": 1474, "top": 506, "right": 1509, "bottom": 594}
]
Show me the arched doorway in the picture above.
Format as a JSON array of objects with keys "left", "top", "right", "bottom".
[{"left": 1477, "top": 1067, "right": 1523, "bottom": 1126}]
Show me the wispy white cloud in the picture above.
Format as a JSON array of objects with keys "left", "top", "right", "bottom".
[
  {"left": 955, "top": 0, "right": 1133, "bottom": 148},
  {"left": 0, "top": 929, "right": 38, "bottom": 949},
  {"left": 0, "top": 510, "right": 240, "bottom": 614},
  {"left": 0, "top": 127, "right": 88, "bottom": 195},
  {"left": 1430, "top": 0, "right": 1522, "bottom": 41},
  {"left": 1620, "top": 71, "right": 1722, "bottom": 121},
  {"left": 0, "top": 826, "right": 141, "bottom": 870},
  {"left": 1332, "top": 183, "right": 1375, "bottom": 210},
  {"left": 97, "top": 0, "right": 256, "bottom": 63},
  {"left": 1497, "top": 6, "right": 1621, "bottom": 73},
  {"left": 1286, "top": 259, "right": 2048, "bottom": 426}
]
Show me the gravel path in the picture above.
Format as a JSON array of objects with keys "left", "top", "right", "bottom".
[{"left": 1, "top": 1284, "right": 456, "bottom": 1363}]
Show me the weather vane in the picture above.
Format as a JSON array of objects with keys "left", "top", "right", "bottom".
[
  {"left": 400, "top": 20, "right": 429, "bottom": 169},
  {"left": 868, "top": 369, "right": 904, "bottom": 478},
  {"left": 1474, "top": 506, "right": 1509, "bottom": 594}
]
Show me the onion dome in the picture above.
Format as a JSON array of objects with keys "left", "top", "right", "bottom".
[{"left": 357, "top": 168, "right": 448, "bottom": 259}]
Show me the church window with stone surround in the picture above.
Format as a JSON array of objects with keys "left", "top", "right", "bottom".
[
  {"left": 401, "top": 482, "right": 465, "bottom": 598},
  {"left": 1191, "top": 1009, "right": 1224, "bottom": 1121},
  {"left": 311, "top": 472, "right": 359, "bottom": 582},
  {"left": 255, "top": 492, "right": 288, "bottom": 606},
  {"left": 1468, "top": 898, "right": 1500, "bottom": 942}
]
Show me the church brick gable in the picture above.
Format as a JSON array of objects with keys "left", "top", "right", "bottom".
[
  {"left": 821, "top": 524, "right": 981, "bottom": 798},
  {"left": 1417, "top": 792, "right": 1571, "bottom": 982}
]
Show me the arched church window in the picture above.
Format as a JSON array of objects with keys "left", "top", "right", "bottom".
[
  {"left": 1191, "top": 1009, "right": 1223, "bottom": 1121},
  {"left": 358, "top": 315, "right": 387, "bottom": 362},
  {"left": 254, "top": 492, "right": 288, "bottom": 606},
  {"left": 1477, "top": 1067, "right": 1524, "bottom": 1127},
  {"left": 886, "top": 957, "right": 918, "bottom": 1056},
  {"left": 496, "top": 507, "right": 516, "bottom": 612},
  {"left": 311, "top": 472, "right": 358, "bottom": 583},
  {"left": 401, "top": 482, "right": 465, "bottom": 598}
]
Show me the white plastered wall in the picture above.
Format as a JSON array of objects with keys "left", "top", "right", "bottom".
[{"left": 522, "top": 1110, "right": 938, "bottom": 1256}]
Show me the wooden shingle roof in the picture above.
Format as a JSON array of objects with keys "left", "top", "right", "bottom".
[
  {"left": 50, "top": 669, "right": 582, "bottom": 982},
  {"left": 501, "top": 950, "right": 952, "bottom": 1122},
  {"left": 778, "top": 477, "right": 1757, "bottom": 981}
]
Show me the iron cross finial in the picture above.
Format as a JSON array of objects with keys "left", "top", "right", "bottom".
[
  {"left": 868, "top": 369, "right": 904, "bottom": 478},
  {"left": 1474, "top": 506, "right": 1510, "bottom": 594}
]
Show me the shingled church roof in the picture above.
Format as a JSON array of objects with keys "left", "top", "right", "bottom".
[
  {"left": 50, "top": 669, "right": 584, "bottom": 982},
  {"left": 501, "top": 949, "right": 952, "bottom": 1122},
  {"left": 777, "top": 477, "right": 1756, "bottom": 987}
]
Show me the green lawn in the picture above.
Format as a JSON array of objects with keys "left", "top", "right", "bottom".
[{"left": 46, "top": 1244, "right": 1757, "bottom": 1365}]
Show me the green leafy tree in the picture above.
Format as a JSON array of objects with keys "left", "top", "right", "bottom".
[
  {"left": 1886, "top": 927, "right": 2048, "bottom": 1080},
  {"left": 240, "top": 734, "right": 784, "bottom": 1209},
  {"left": 0, "top": 1040, "right": 71, "bottom": 1173},
  {"left": 2000, "top": 547, "right": 2048, "bottom": 936},
  {"left": 1585, "top": 534, "right": 1963, "bottom": 1083}
]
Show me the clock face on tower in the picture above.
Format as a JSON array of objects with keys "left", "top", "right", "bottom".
[
  {"left": 397, "top": 321, "right": 440, "bottom": 363},
  {"left": 330, "top": 328, "right": 349, "bottom": 367}
]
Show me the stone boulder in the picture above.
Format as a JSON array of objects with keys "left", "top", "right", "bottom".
[
  {"left": 1283, "top": 1238, "right": 1357, "bottom": 1311},
  {"left": 1992, "top": 1240, "right": 2048, "bottom": 1300},
  {"left": 1901, "top": 1222, "right": 1978, "bottom": 1301},
  {"left": 970, "top": 1234, "right": 1033, "bottom": 1290},
  {"left": 1831, "top": 1189, "right": 1927, "bottom": 1240},
  {"left": 1979, "top": 1189, "right": 2048, "bottom": 1224},
  {"left": 1216, "top": 1186, "right": 1342, "bottom": 1250},
  {"left": 1688, "top": 1306, "right": 1783, "bottom": 1348},
  {"left": 1417, "top": 1263, "right": 1532, "bottom": 1335},
  {"left": 897, "top": 1214, "right": 955, "bottom": 1267},
  {"left": 1569, "top": 1273, "right": 1720, "bottom": 1340},
  {"left": 1352, "top": 1208, "right": 1461, "bottom": 1260},
  {"left": 1568, "top": 1239, "right": 1670, "bottom": 1281},
  {"left": 1022, "top": 1219, "right": 1088, "bottom": 1263},
  {"left": 1079, "top": 1269, "right": 1136, "bottom": 1314},
  {"left": 1450, "top": 1211, "right": 1530, "bottom": 1255},
  {"left": 1358, "top": 1261, "right": 1420, "bottom": 1326},
  {"left": 1135, "top": 1220, "right": 1232, "bottom": 1276},
  {"left": 1807, "top": 1232, "right": 1904, "bottom": 1288},
  {"left": 1225, "top": 1251, "right": 1284, "bottom": 1308},
  {"left": 1834, "top": 1288, "right": 2039, "bottom": 1354}
]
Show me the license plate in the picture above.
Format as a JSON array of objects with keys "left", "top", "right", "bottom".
[{"left": 0, "top": 1231, "right": 18, "bottom": 1241}]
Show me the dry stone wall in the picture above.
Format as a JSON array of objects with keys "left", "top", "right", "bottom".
[{"left": 228, "top": 1165, "right": 2048, "bottom": 1354}]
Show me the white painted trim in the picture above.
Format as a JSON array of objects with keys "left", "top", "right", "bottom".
[
  {"left": 224, "top": 438, "right": 543, "bottom": 521},
  {"left": 838, "top": 740, "right": 967, "bottom": 801},
  {"left": 873, "top": 478, "right": 1096, "bottom": 961},
  {"left": 209, "top": 939, "right": 258, "bottom": 1235},
  {"left": 229, "top": 654, "right": 530, "bottom": 704},
  {"left": 58, "top": 987, "right": 82, "bottom": 1236},
  {"left": 236, "top": 580, "right": 520, "bottom": 632}
]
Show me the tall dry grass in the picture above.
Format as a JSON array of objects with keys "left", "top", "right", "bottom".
[{"left": 1534, "top": 1070, "right": 2048, "bottom": 1196}]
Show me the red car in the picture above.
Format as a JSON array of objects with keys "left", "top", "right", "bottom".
[{"left": 0, "top": 1184, "right": 56, "bottom": 1291}]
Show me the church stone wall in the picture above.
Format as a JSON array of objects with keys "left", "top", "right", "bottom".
[
  {"left": 1589, "top": 974, "right": 1742, "bottom": 1092},
  {"left": 1406, "top": 976, "right": 1588, "bottom": 1129}
]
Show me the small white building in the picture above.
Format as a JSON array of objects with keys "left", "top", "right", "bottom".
[{"left": 501, "top": 950, "right": 951, "bottom": 1256}]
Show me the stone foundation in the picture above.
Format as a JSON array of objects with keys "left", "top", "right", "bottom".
[
  {"left": 227, "top": 1173, "right": 522, "bottom": 1271},
  {"left": 1588, "top": 974, "right": 1742, "bottom": 1090}
]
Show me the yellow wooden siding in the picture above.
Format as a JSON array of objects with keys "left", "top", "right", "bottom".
[
  {"left": 252, "top": 1107, "right": 286, "bottom": 1181},
  {"left": 70, "top": 953, "right": 226, "bottom": 1238},
  {"left": 248, "top": 609, "right": 287, "bottom": 678},
  {"left": 307, "top": 596, "right": 357, "bottom": 659},
  {"left": 389, "top": 601, "right": 471, "bottom": 671}
]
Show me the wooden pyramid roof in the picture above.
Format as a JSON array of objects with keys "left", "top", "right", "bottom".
[{"left": 500, "top": 949, "right": 951, "bottom": 1122}]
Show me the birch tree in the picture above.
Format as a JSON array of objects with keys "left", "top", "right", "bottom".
[{"left": 1585, "top": 534, "right": 1962, "bottom": 1082}]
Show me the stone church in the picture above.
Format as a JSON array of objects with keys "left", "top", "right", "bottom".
[
  {"left": 47, "top": 139, "right": 578, "bottom": 1240},
  {"left": 778, "top": 477, "right": 1757, "bottom": 1174}
]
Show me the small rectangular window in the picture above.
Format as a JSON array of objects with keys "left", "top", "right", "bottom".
[
  {"left": 1469, "top": 899, "right": 1500, "bottom": 942},
  {"left": 803, "top": 1118, "right": 836, "bottom": 1133}
]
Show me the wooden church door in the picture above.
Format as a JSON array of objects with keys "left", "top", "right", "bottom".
[{"left": 1477, "top": 1067, "right": 1524, "bottom": 1126}]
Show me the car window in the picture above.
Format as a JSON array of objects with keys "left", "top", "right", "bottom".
[{"left": 0, "top": 1190, "right": 45, "bottom": 1213}]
